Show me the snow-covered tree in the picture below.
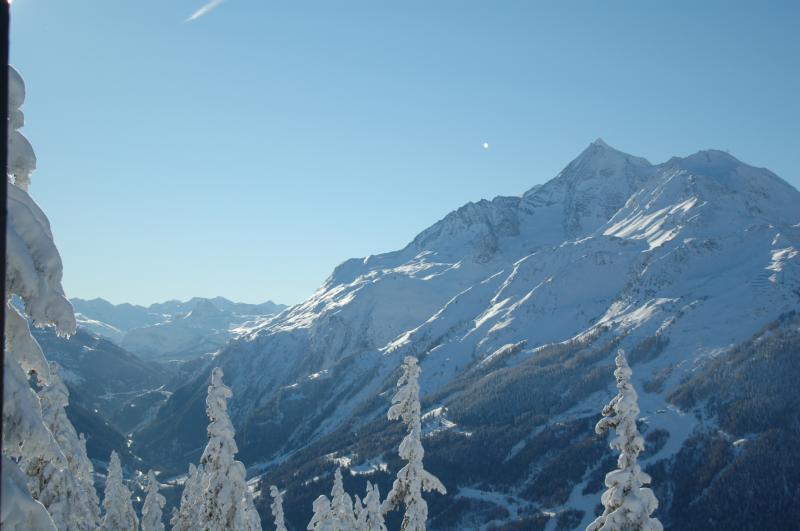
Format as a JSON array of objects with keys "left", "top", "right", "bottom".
[
  {"left": 354, "top": 494, "right": 363, "bottom": 526},
  {"left": 170, "top": 463, "right": 203, "bottom": 531},
  {"left": 587, "top": 350, "right": 663, "bottom": 531},
  {"left": 20, "top": 443, "right": 71, "bottom": 530},
  {"left": 141, "top": 470, "right": 165, "bottom": 531},
  {"left": 270, "top": 485, "right": 287, "bottom": 531},
  {"left": 36, "top": 362, "right": 101, "bottom": 530},
  {"left": 2, "top": 65, "right": 77, "bottom": 531},
  {"left": 382, "top": 356, "right": 446, "bottom": 531},
  {"left": 330, "top": 467, "right": 357, "bottom": 530},
  {"left": 99, "top": 452, "right": 138, "bottom": 531},
  {"left": 1, "top": 455, "right": 57, "bottom": 531},
  {"left": 197, "top": 367, "right": 261, "bottom": 531},
  {"left": 357, "top": 482, "right": 387, "bottom": 531},
  {"left": 308, "top": 494, "right": 333, "bottom": 531},
  {"left": 76, "top": 435, "right": 99, "bottom": 518}
]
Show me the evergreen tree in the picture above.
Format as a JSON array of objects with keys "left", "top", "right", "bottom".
[
  {"left": 358, "top": 482, "right": 387, "bottom": 531},
  {"left": 1, "top": 455, "right": 57, "bottom": 531},
  {"left": 20, "top": 448, "right": 71, "bottom": 530},
  {"left": 587, "top": 350, "right": 663, "bottom": 531},
  {"left": 383, "top": 356, "right": 446, "bottom": 531},
  {"left": 170, "top": 463, "right": 203, "bottom": 531},
  {"left": 270, "top": 485, "right": 288, "bottom": 531},
  {"left": 354, "top": 494, "right": 363, "bottom": 526},
  {"left": 141, "top": 470, "right": 165, "bottom": 531},
  {"left": 308, "top": 494, "right": 333, "bottom": 531},
  {"left": 37, "top": 362, "right": 101, "bottom": 530},
  {"left": 197, "top": 367, "right": 261, "bottom": 531},
  {"left": 99, "top": 452, "right": 138, "bottom": 531},
  {"left": 330, "top": 467, "right": 357, "bottom": 530},
  {"left": 22, "top": 366, "right": 97, "bottom": 531},
  {"left": 76, "top": 434, "right": 99, "bottom": 517}
]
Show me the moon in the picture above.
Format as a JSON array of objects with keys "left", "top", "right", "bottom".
[{"left": 482, "top": 142, "right": 490, "bottom": 150}]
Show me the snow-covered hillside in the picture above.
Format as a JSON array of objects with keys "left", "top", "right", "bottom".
[{"left": 136, "top": 140, "right": 800, "bottom": 530}]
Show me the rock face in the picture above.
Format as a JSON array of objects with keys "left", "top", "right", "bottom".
[{"left": 136, "top": 141, "right": 800, "bottom": 530}]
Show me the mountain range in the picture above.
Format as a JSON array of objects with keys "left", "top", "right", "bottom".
[
  {"left": 71, "top": 140, "right": 799, "bottom": 530},
  {"left": 71, "top": 296, "right": 286, "bottom": 360}
]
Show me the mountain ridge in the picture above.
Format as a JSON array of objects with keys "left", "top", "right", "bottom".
[{"left": 71, "top": 296, "right": 288, "bottom": 360}]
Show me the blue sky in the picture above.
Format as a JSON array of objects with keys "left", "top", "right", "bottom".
[{"left": 10, "top": 1, "right": 799, "bottom": 306}]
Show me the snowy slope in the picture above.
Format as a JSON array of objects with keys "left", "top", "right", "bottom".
[{"left": 135, "top": 141, "right": 800, "bottom": 529}]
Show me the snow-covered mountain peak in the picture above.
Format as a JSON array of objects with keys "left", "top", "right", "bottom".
[
  {"left": 515, "top": 141, "right": 657, "bottom": 241},
  {"left": 556, "top": 139, "right": 652, "bottom": 183},
  {"left": 407, "top": 142, "right": 657, "bottom": 263},
  {"left": 327, "top": 142, "right": 787, "bottom": 302}
]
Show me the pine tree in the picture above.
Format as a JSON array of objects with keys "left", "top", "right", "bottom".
[
  {"left": 587, "top": 350, "right": 663, "bottom": 531},
  {"left": 141, "top": 470, "right": 165, "bottom": 531},
  {"left": 330, "top": 467, "right": 357, "bottom": 530},
  {"left": 354, "top": 494, "right": 363, "bottom": 527},
  {"left": 170, "top": 463, "right": 203, "bottom": 531},
  {"left": 308, "top": 494, "right": 333, "bottom": 531},
  {"left": 20, "top": 449, "right": 70, "bottom": 530},
  {"left": 197, "top": 367, "right": 261, "bottom": 531},
  {"left": 270, "top": 485, "right": 288, "bottom": 531},
  {"left": 1, "top": 455, "right": 58, "bottom": 531},
  {"left": 15, "top": 359, "right": 93, "bottom": 531},
  {"left": 358, "top": 482, "right": 387, "bottom": 531},
  {"left": 37, "top": 362, "right": 101, "bottom": 530},
  {"left": 99, "top": 451, "right": 138, "bottom": 531},
  {"left": 383, "top": 356, "right": 446, "bottom": 531},
  {"left": 77, "top": 434, "right": 99, "bottom": 518}
]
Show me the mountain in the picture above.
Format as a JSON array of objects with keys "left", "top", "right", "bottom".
[
  {"left": 71, "top": 296, "right": 287, "bottom": 360},
  {"left": 134, "top": 140, "right": 800, "bottom": 530}
]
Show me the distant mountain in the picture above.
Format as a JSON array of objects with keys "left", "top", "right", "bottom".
[
  {"left": 71, "top": 296, "right": 287, "bottom": 360},
  {"left": 134, "top": 141, "right": 800, "bottom": 530}
]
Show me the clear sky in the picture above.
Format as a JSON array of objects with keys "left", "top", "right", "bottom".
[{"left": 9, "top": 1, "right": 799, "bottom": 306}]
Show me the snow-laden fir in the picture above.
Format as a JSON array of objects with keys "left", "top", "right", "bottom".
[
  {"left": 331, "top": 467, "right": 359, "bottom": 529},
  {"left": 382, "top": 356, "right": 447, "bottom": 530},
  {"left": 170, "top": 463, "right": 203, "bottom": 531},
  {"left": 270, "top": 485, "right": 287, "bottom": 531},
  {"left": 172, "top": 367, "right": 261, "bottom": 531},
  {"left": 141, "top": 470, "right": 166, "bottom": 531},
  {"left": 587, "top": 351, "right": 662, "bottom": 531},
  {"left": 358, "top": 482, "right": 388, "bottom": 531},
  {"left": 308, "top": 492, "right": 334, "bottom": 531},
  {"left": 35, "top": 363, "right": 101, "bottom": 530},
  {"left": 99, "top": 452, "right": 138, "bottom": 531}
]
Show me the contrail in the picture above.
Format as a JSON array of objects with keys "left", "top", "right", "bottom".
[{"left": 186, "top": 0, "right": 226, "bottom": 22}]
